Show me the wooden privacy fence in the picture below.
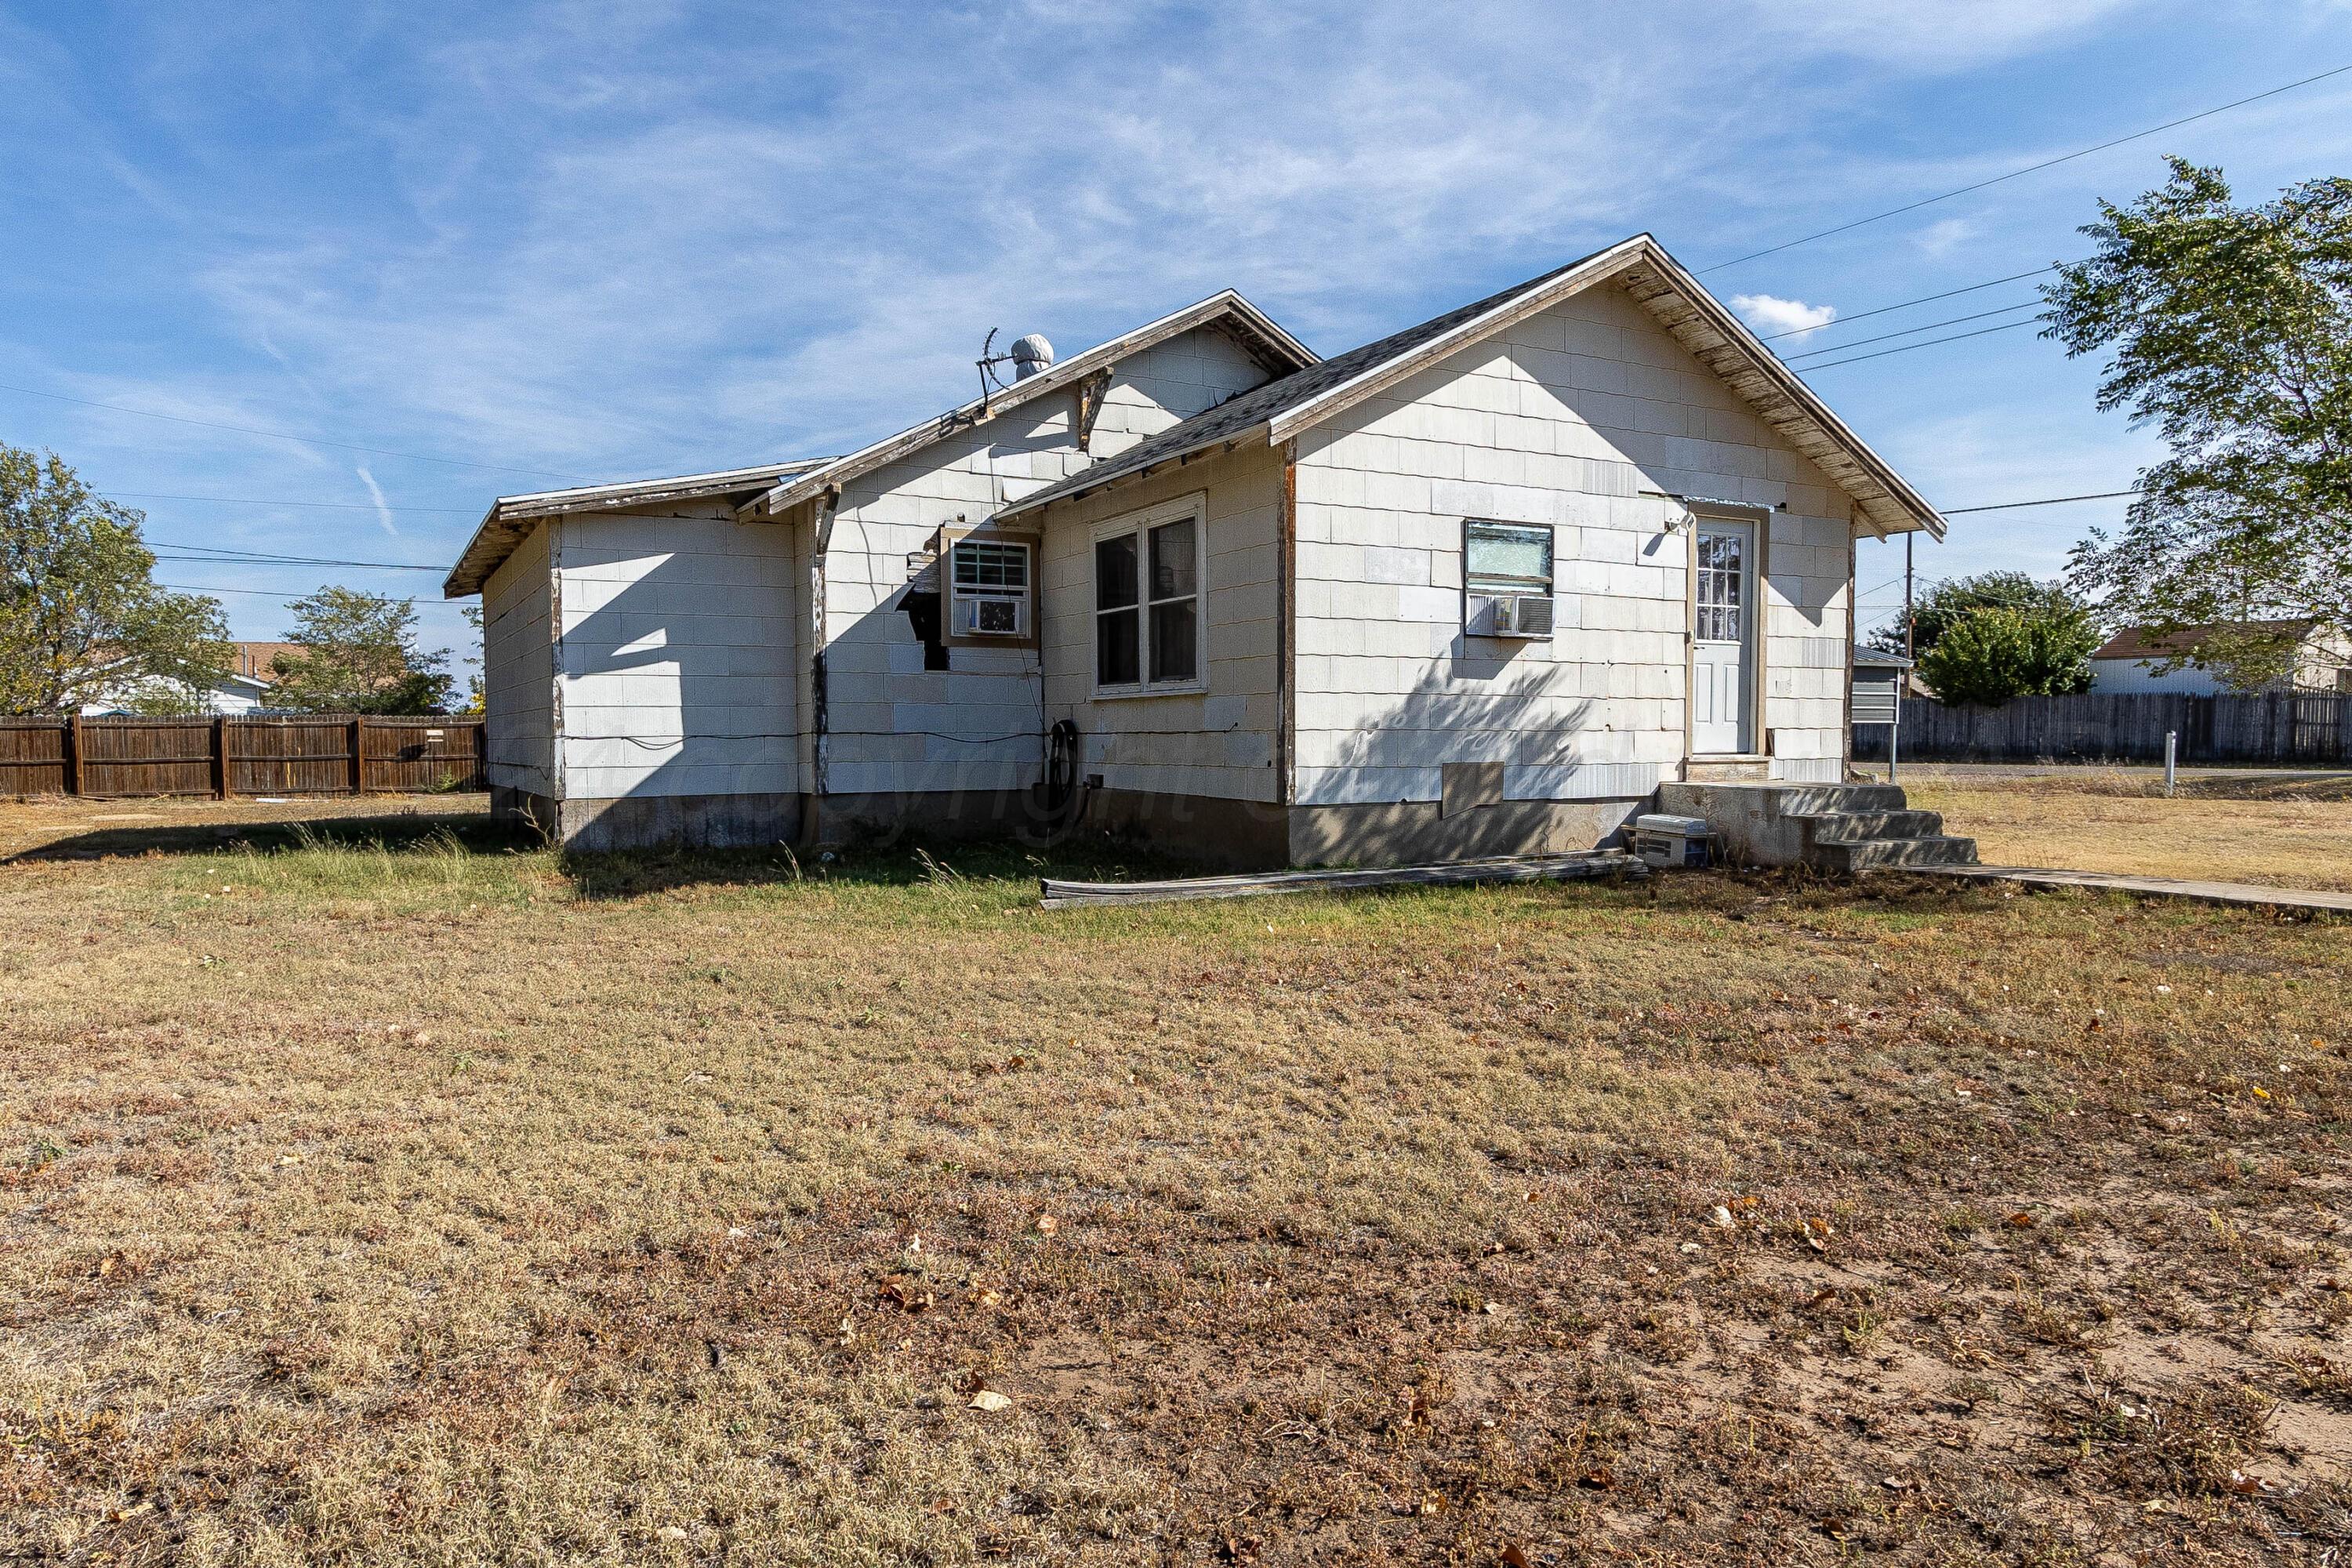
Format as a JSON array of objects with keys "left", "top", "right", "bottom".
[
  {"left": 0, "top": 715, "right": 485, "bottom": 799},
  {"left": 1854, "top": 691, "right": 2352, "bottom": 767}
]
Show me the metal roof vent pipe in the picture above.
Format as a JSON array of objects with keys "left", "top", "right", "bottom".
[{"left": 1010, "top": 334, "right": 1054, "bottom": 379}]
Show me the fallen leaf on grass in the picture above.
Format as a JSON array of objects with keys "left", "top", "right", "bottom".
[
  {"left": 1033, "top": 1214, "right": 1058, "bottom": 1236},
  {"left": 968, "top": 1389, "right": 1013, "bottom": 1412},
  {"left": 879, "top": 1276, "right": 934, "bottom": 1313}
]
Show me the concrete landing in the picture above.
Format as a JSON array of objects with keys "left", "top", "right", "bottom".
[
  {"left": 1915, "top": 864, "right": 2352, "bottom": 914},
  {"left": 1656, "top": 781, "right": 1980, "bottom": 870}
]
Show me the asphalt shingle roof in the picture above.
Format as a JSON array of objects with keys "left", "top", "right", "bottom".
[{"left": 1004, "top": 246, "right": 1616, "bottom": 516}]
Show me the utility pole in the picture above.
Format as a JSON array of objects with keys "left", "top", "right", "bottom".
[{"left": 1903, "top": 532, "right": 1915, "bottom": 660}]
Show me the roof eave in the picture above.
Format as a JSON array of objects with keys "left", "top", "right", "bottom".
[
  {"left": 442, "top": 459, "right": 829, "bottom": 597},
  {"left": 748, "top": 291, "right": 1316, "bottom": 521},
  {"left": 1250, "top": 234, "right": 1942, "bottom": 541},
  {"left": 996, "top": 423, "right": 1275, "bottom": 521}
]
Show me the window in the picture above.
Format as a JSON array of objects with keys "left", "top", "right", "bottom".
[
  {"left": 1094, "top": 533, "right": 1139, "bottom": 684},
  {"left": 1094, "top": 498, "right": 1206, "bottom": 691},
  {"left": 949, "top": 538, "right": 1031, "bottom": 637},
  {"left": 1464, "top": 521, "right": 1555, "bottom": 638},
  {"left": 1465, "top": 521, "right": 1554, "bottom": 596}
]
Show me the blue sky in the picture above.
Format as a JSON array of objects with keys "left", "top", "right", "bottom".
[{"left": 5, "top": 2, "right": 2350, "bottom": 666}]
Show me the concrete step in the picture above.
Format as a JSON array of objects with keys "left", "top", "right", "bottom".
[
  {"left": 1654, "top": 779, "right": 1981, "bottom": 871},
  {"left": 1796, "top": 808, "right": 1946, "bottom": 844},
  {"left": 1809, "top": 834, "right": 1982, "bottom": 872},
  {"left": 1657, "top": 782, "right": 1909, "bottom": 818}
]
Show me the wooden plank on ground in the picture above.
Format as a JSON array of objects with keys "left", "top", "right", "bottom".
[
  {"left": 1913, "top": 864, "right": 2352, "bottom": 914},
  {"left": 1040, "top": 850, "right": 1646, "bottom": 909}
]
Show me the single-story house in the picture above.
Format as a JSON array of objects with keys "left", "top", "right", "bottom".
[
  {"left": 445, "top": 234, "right": 1945, "bottom": 865},
  {"left": 82, "top": 641, "right": 298, "bottom": 717},
  {"left": 2088, "top": 620, "right": 2352, "bottom": 695}
]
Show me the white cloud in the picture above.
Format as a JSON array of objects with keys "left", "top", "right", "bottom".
[
  {"left": 354, "top": 467, "right": 397, "bottom": 536},
  {"left": 1915, "top": 217, "right": 1977, "bottom": 257},
  {"left": 1740, "top": 0, "right": 2145, "bottom": 68},
  {"left": 1731, "top": 293, "right": 1838, "bottom": 341},
  {"left": 4, "top": 0, "right": 2230, "bottom": 662}
]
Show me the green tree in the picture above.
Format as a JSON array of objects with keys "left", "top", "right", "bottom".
[
  {"left": 459, "top": 604, "right": 485, "bottom": 715},
  {"left": 1868, "top": 570, "right": 2090, "bottom": 660},
  {"left": 270, "top": 586, "right": 452, "bottom": 714},
  {"left": 1916, "top": 604, "right": 2102, "bottom": 706},
  {"left": 2046, "top": 159, "right": 2350, "bottom": 690},
  {"left": 0, "top": 444, "right": 230, "bottom": 713}
]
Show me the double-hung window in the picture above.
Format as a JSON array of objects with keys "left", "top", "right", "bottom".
[
  {"left": 948, "top": 538, "right": 1031, "bottom": 637},
  {"left": 1094, "top": 496, "right": 1205, "bottom": 692}
]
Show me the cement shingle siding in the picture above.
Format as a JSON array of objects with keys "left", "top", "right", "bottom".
[
  {"left": 550, "top": 504, "right": 799, "bottom": 801},
  {"left": 1036, "top": 442, "right": 1285, "bottom": 804},
  {"left": 481, "top": 523, "right": 554, "bottom": 794},
  {"left": 816, "top": 326, "right": 1277, "bottom": 797},
  {"left": 1291, "top": 285, "right": 1854, "bottom": 806}
]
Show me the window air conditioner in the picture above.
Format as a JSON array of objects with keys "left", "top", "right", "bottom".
[
  {"left": 1480, "top": 593, "right": 1554, "bottom": 638},
  {"left": 954, "top": 594, "right": 1028, "bottom": 637}
]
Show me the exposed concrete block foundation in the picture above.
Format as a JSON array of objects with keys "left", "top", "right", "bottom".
[
  {"left": 554, "top": 791, "right": 804, "bottom": 854},
  {"left": 1289, "top": 798, "right": 1640, "bottom": 869},
  {"left": 1083, "top": 788, "right": 1291, "bottom": 870}
]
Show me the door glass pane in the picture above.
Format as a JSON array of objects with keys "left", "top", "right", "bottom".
[
  {"left": 1696, "top": 530, "right": 1744, "bottom": 643},
  {"left": 1148, "top": 519, "right": 1196, "bottom": 602},
  {"left": 1149, "top": 600, "right": 1197, "bottom": 684},
  {"left": 1094, "top": 534, "right": 1138, "bottom": 611},
  {"left": 1097, "top": 608, "right": 1139, "bottom": 685}
]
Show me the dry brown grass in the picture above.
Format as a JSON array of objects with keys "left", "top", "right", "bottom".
[
  {"left": 2, "top": 793, "right": 2350, "bottom": 1565},
  {"left": 1903, "top": 767, "right": 2352, "bottom": 891}
]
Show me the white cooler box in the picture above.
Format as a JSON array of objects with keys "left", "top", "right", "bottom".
[{"left": 1632, "top": 813, "right": 1715, "bottom": 869}]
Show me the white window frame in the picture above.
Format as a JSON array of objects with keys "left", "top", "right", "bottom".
[
  {"left": 1090, "top": 492, "right": 1209, "bottom": 699},
  {"left": 946, "top": 536, "right": 1033, "bottom": 639},
  {"left": 1461, "top": 519, "right": 1557, "bottom": 640}
]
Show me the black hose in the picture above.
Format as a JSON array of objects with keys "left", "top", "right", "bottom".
[{"left": 1044, "top": 719, "right": 1082, "bottom": 824}]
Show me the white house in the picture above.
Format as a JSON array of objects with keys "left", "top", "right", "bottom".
[
  {"left": 82, "top": 641, "right": 293, "bottom": 716},
  {"left": 2088, "top": 621, "right": 2352, "bottom": 695},
  {"left": 446, "top": 235, "right": 1946, "bottom": 866}
]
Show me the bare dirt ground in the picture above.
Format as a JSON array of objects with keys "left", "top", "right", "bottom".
[
  {"left": 2, "top": 793, "right": 2348, "bottom": 1565},
  {"left": 1899, "top": 766, "right": 2352, "bottom": 891}
]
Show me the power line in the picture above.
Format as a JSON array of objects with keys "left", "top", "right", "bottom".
[
  {"left": 1944, "top": 489, "right": 2140, "bottom": 514},
  {"left": 1754, "top": 266, "right": 2061, "bottom": 342},
  {"left": 0, "top": 380, "right": 589, "bottom": 482},
  {"left": 1784, "top": 299, "right": 2045, "bottom": 360},
  {"left": 151, "top": 551, "right": 444, "bottom": 573},
  {"left": 110, "top": 490, "right": 477, "bottom": 514},
  {"left": 156, "top": 582, "right": 352, "bottom": 600},
  {"left": 1797, "top": 317, "right": 2043, "bottom": 370},
  {"left": 1699, "top": 62, "right": 2352, "bottom": 274}
]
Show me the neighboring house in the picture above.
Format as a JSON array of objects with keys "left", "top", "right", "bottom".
[
  {"left": 445, "top": 234, "right": 1944, "bottom": 865},
  {"left": 2087, "top": 621, "right": 2352, "bottom": 695},
  {"left": 81, "top": 641, "right": 299, "bottom": 716}
]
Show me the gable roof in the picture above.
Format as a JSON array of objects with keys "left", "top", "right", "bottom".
[
  {"left": 742, "top": 289, "right": 1316, "bottom": 521},
  {"left": 2092, "top": 619, "right": 2317, "bottom": 662},
  {"left": 443, "top": 460, "right": 830, "bottom": 597},
  {"left": 998, "top": 236, "right": 1944, "bottom": 539}
]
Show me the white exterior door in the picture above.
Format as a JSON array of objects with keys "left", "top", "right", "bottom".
[{"left": 1692, "top": 521, "right": 1755, "bottom": 754}]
